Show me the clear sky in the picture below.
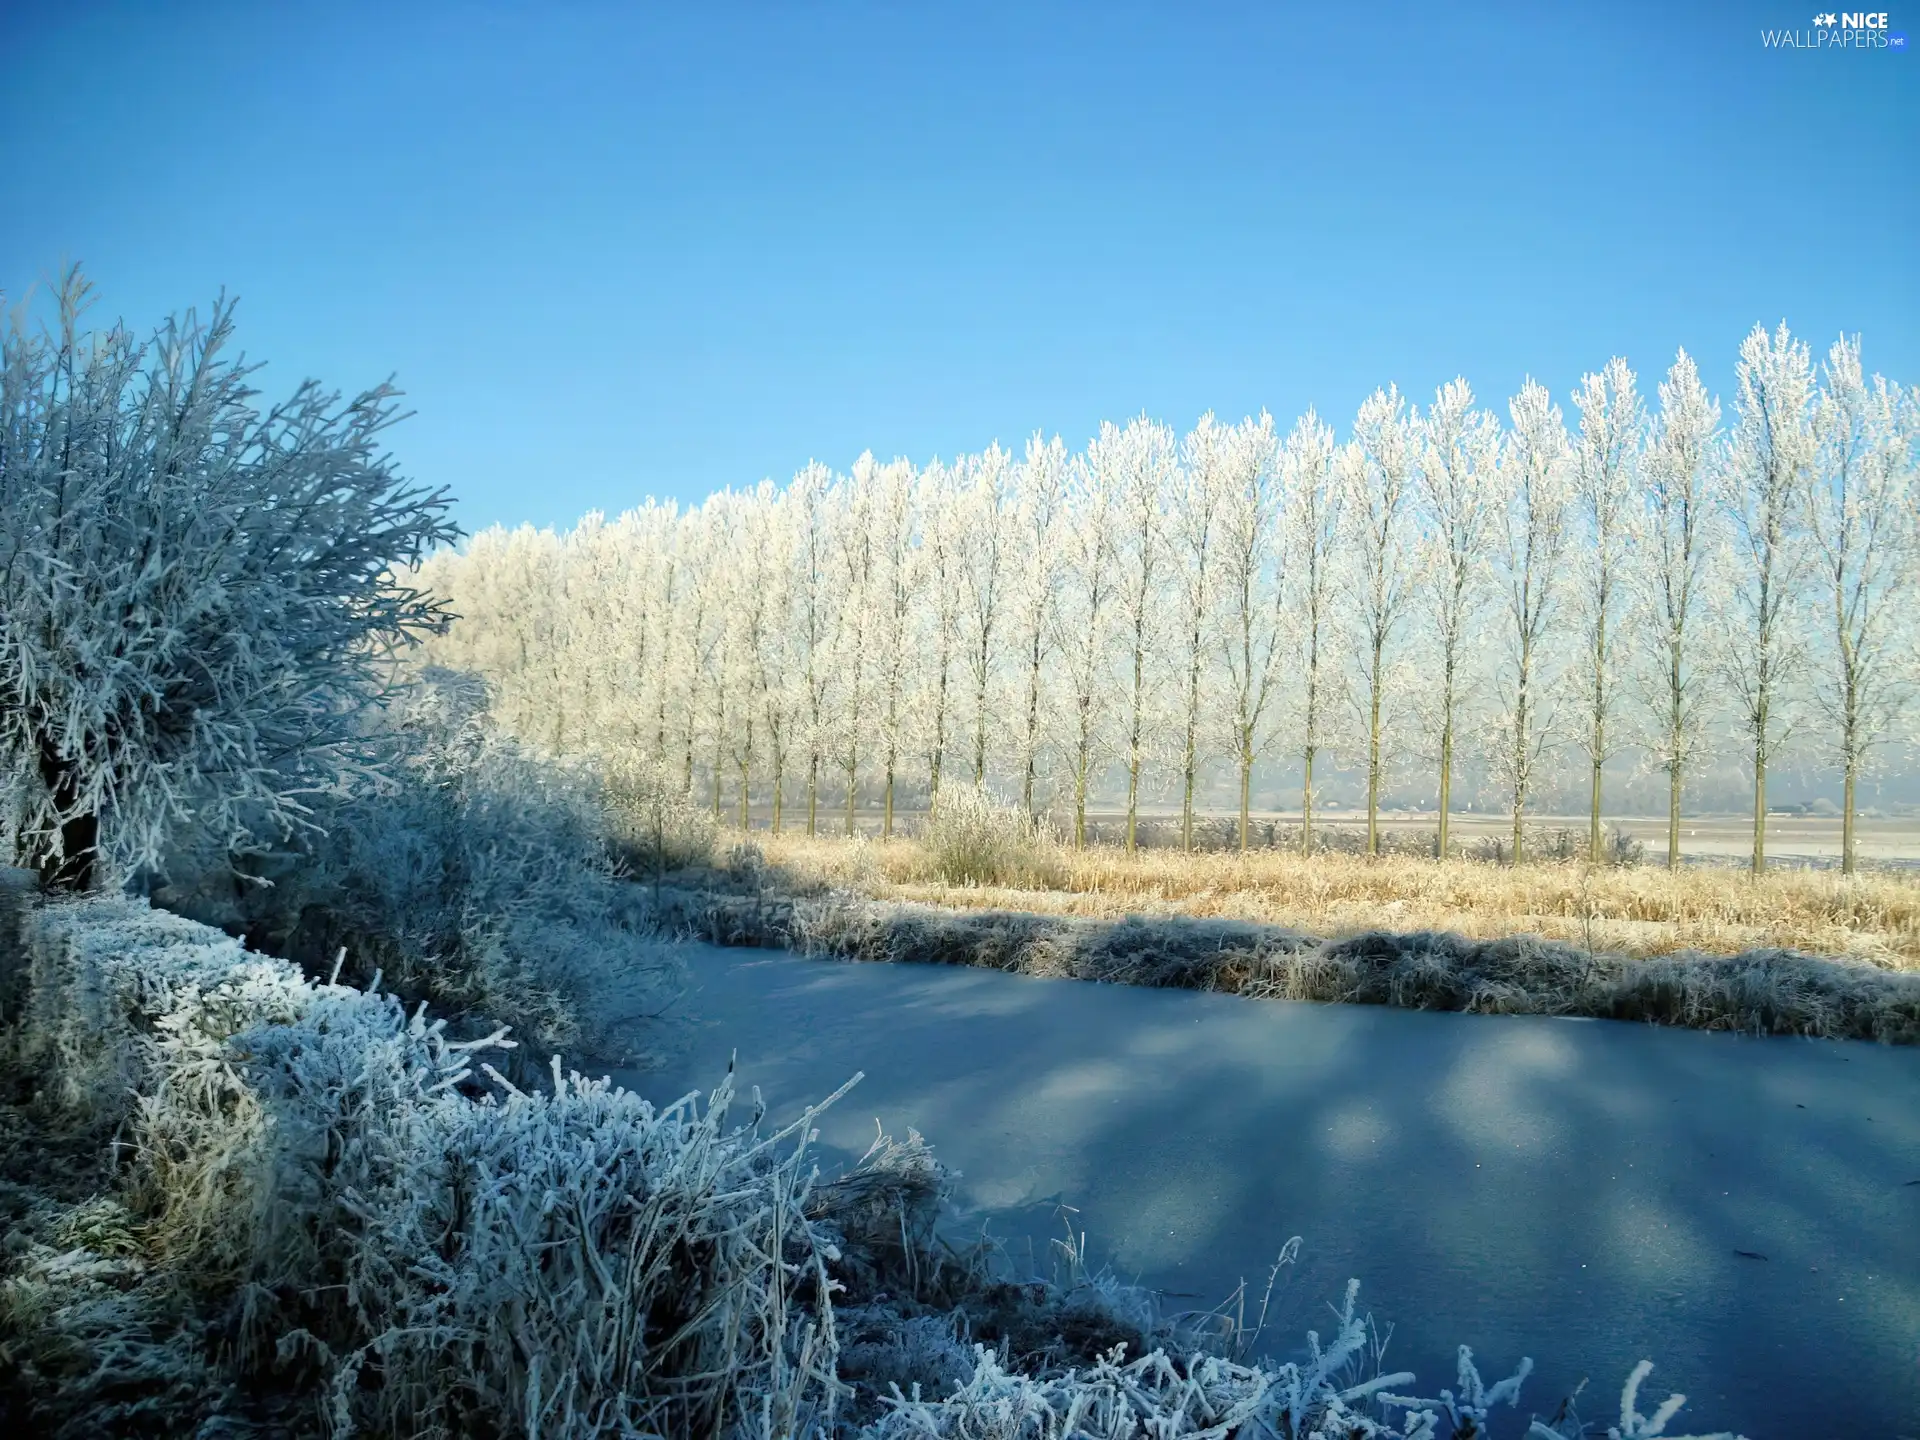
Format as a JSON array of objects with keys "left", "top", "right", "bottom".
[{"left": 2, "top": 1, "right": 1914, "bottom": 535}]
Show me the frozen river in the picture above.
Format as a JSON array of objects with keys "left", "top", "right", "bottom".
[{"left": 611, "top": 945, "right": 1920, "bottom": 1437}]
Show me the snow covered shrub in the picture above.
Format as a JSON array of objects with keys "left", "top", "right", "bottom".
[
  {"left": 6, "top": 893, "right": 850, "bottom": 1438},
  {"left": 12, "top": 896, "right": 280, "bottom": 1120},
  {"left": 1603, "top": 824, "right": 1647, "bottom": 867},
  {"left": 171, "top": 670, "right": 678, "bottom": 1059},
  {"left": 923, "top": 786, "right": 1062, "bottom": 888},
  {"left": 603, "top": 753, "right": 718, "bottom": 876},
  {"left": 0, "top": 268, "right": 456, "bottom": 891}
]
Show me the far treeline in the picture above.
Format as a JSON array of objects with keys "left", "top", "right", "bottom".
[{"left": 420, "top": 326, "right": 1920, "bottom": 875}]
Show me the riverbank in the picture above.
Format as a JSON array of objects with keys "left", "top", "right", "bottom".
[
  {"left": 751, "top": 832, "right": 1920, "bottom": 967},
  {"left": 622, "top": 943, "right": 1920, "bottom": 1439},
  {"left": 644, "top": 851, "right": 1920, "bottom": 1043}
]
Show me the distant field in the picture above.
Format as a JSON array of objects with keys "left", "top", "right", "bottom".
[
  {"left": 731, "top": 805, "right": 1920, "bottom": 868},
  {"left": 1299, "top": 809, "right": 1920, "bottom": 867},
  {"left": 748, "top": 826, "right": 1920, "bottom": 970}
]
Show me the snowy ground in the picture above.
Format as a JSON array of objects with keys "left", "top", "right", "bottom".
[{"left": 614, "top": 945, "right": 1920, "bottom": 1438}]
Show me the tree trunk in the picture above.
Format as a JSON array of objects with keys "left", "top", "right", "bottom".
[
  {"left": 845, "top": 752, "right": 858, "bottom": 837},
  {"left": 1366, "top": 640, "right": 1383, "bottom": 857},
  {"left": 929, "top": 650, "right": 949, "bottom": 812},
  {"left": 1126, "top": 635, "right": 1145, "bottom": 856},
  {"left": 1238, "top": 749, "right": 1252, "bottom": 853},
  {"left": 1074, "top": 744, "right": 1089, "bottom": 849},
  {"left": 1589, "top": 748, "right": 1604, "bottom": 865},
  {"left": 1437, "top": 722, "right": 1453, "bottom": 863},
  {"left": 1182, "top": 655, "right": 1202, "bottom": 852},
  {"left": 1301, "top": 747, "right": 1315, "bottom": 857},
  {"left": 1666, "top": 760, "right": 1681, "bottom": 872},
  {"left": 973, "top": 675, "right": 988, "bottom": 786},
  {"left": 1125, "top": 761, "right": 1139, "bottom": 855},
  {"left": 1589, "top": 618, "right": 1606, "bottom": 863},
  {"left": 1751, "top": 747, "right": 1767, "bottom": 876},
  {"left": 1842, "top": 756, "right": 1856, "bottom": 876},
  {"left": 1668, "top": 647, "right": 1683, "bottom": 869},
  {"left": 807, "top": 752, "right": 818, "bottom": 835},
  {"left": 1510, "top": 684, "right": 1526, "bottom": 866},
  {"left": 737, "top": 715, "right": 753, "bottom": 830},
  {"left": 884, "top": 763, "right": 895, "bottom": 838},
  {"left": 1023, "top": 647, "right": 1042, "bottom": 815},
  {"left": 35, "top": 741, "right": 97, "bottom": 892}
]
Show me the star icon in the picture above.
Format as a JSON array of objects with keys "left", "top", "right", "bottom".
[{"left": 1814, "top": 11, "right": 1837, "bottom": 23}]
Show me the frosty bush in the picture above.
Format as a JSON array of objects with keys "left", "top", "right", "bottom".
[
  {"left": 603, "top": 752, "right": 719, "bottom": 876},
  {"left": 4, "top": 893, "right": 848, "bottom": 1437},
  {"left": 164, "top": 669, "right": 677, "bottom": 1058},
  {"left": 923, "top": 786, "right": 1062, "bottom": 888},
  {"left": 0, "top": 268, "right": 456, "bottom": 891}
]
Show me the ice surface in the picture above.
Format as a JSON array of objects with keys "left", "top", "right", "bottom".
[{"left": 614, "top": 944, "right": 1920, "bottom": 1437}]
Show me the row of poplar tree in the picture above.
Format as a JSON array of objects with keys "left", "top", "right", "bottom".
[{"left": 417, "top": 322, "right": 1919, "bottom": 874}]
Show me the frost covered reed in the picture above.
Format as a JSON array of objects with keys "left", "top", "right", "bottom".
[
  {"left": 921, "top": 785, "right": 1065, "bottom": 889},
  {"left": 653, "top": 877, "right": 1920, "bottom": 1043},
  {"left": 758, "top": 832, "right": 1920, "bottom": 970},
  {"left": 4, "top": 895, "right": 846, "bottom": 1436}
]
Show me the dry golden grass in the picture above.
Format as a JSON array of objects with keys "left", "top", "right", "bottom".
[{"left": 753, "top": 833, "right": 1920, "bottom": 971}]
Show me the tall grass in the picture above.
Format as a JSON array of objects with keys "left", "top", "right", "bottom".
[
  {"left": 920, "top": 785, "right": 1064, "bottom": 888},
  {"left": 755, "top": 833, "right": 1920, "bottom": 970}
]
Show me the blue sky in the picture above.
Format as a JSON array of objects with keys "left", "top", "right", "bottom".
[{"left": 2, "top": 1, "right": 1914, "bottom": 535}]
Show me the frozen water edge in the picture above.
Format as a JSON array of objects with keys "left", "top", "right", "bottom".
[{"left": 613, "top": 942, "right": 1920, "bottom": 1437}]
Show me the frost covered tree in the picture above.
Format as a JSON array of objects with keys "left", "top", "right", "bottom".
[
  {"left": 647, "top": 516, "right": 686, "bottom": 767},
  {"left": 917, "top": 459, "right": 965, "bottom": 811},
  {"left": 1054, "top": 449, "right": 1119, "bottom": 847},
  {"left": 1637, "top": 350, "right": 1723, "bottom": 870},
  {"left": 1009, "top": 435, "right": 1067, "bottom": 815},
  {"left": 1280, "top": 410, "right": 1344, "bottom": 856},
  {"left": 955, "top": 445, "right": 1014, "bottom": 787},
  {"left": 1722, "top": 323, "right": 1815, "bottom": 874},
  {"left": 1805, "top": 336, "right": 1917, "bottom": 874},
  {"left": 700, "top": 497, "right": 744, "bottom": 821},
  {"left": 829, "top": 459, "right": 880, "bottom": 834},
  {"left": 1569, "top": 358, "right": 1644, "bottom": 861},
  {"left": 412, "top": 522, "right": 557, "bottom": 744},
  {"left": 0, "top": 271, "right": 456, "bottom": 890},
  {"left": 1411, "top": 379, "right": 1500, "bottom": 860},
  {"left": 1211, "top": 412, "right": 1289, "bottom": 852},
  {"left": 672, "top": 507, "right": 723, "bottom": 801},
  {"left": 599, "top": 504, "right": 675, "bottom": 774},
  {"left": 1100, "top": 417, "right": 1176, "bottom": 854},
  {"left": 1489, "top": 380, "right": 1572, "bottom": 865},
  {"left": 1339, "top": 387, "right": 1419, "bottom": 855},
  {"left": 725, "top": 484, "right": 781, "bottom": 830},
  {"left": 400, "top": 321, "right": 1914, "bottom": 867},
  {"left": 865, "top": 457, "right": 921, "bottom": 835},
  {"left": 755, "top": 489, "right": 798, "bottom": 832},
  {"left": 1170, "top": 415, "right": 1235, "bottom": 848},
  {"left": 787, "top": 463, "right": 837, "bottom": 833}
]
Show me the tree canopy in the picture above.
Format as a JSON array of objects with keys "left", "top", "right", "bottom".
[{"left": 0, "top": 270, "right": 459, "bottom": 889}]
